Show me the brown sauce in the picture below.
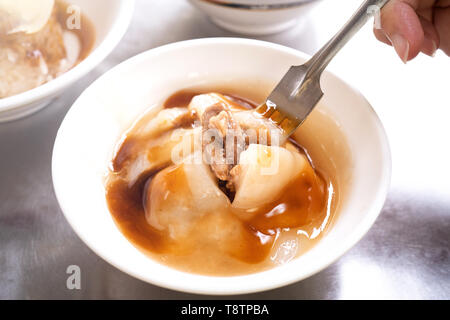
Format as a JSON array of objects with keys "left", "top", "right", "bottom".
[{"left": 105, "top": 88, "right": 339, "bottom": 276}]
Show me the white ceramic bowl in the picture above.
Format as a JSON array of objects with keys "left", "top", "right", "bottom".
[
  {"left": 188, "top": 0, "right": 320, "bottom": 35},
  {"left": 0, "top": 0, "right": 135, "bottom": 122},
  {"left": 52, "top": 38, "right": 391, "bottom": 295}
]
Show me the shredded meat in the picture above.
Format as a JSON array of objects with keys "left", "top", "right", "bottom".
[{"left": 201, "top": 103, "right": 245, "bottom": 181}]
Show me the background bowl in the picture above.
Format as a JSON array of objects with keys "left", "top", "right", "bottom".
[
  {"left": 52, "top": 38, "right": 391, "bottom": 295},
  {"left": 0, "top": 0, "right": 135, "bottom": 122},
  {"left": 188, "top": 0, "right": 320, "bottom": 35}
]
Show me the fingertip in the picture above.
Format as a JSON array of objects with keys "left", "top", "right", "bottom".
[
  {"left": 389, "top": 34, "right": 410, "bottom": 63},
  {"left": 418, "top": 16, "right": 439, "bottom": 57},
  {"left": 373, "top": 28, "right": 392, "bottom": 46},
  {"left": 421, "top": 37, "right": 438, "bottom": 57},
  {"left": 380, "top": 0, "right": 424, "bottom": 62}
]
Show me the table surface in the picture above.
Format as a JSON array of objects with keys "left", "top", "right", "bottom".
[{"left": 1, "top": 0, "right": 449, "bottom": 300}]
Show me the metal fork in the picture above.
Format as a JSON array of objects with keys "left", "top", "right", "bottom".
[{"left": 256, "top": 0, "right": 389, "bottom": 138}]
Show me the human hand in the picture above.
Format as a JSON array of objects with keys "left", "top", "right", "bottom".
[{"left": 374, "top": 0, "right": 450, "bottom": 62}]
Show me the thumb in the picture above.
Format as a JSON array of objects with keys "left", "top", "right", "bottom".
[{"left": 376, "top": 0, "right": 424, "bottom": 62}]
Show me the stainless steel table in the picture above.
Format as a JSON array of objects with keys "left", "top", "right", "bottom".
[{"left": 1, "top": 0, "right": 449, "bottom": 299}]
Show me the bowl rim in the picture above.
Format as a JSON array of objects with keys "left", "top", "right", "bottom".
[
  {"left": 192, "top": 0, "right": 318, "bottom": 10},
  {"left": 0, "top": 0, "right": 135, "bottom": 112},
  {"left": 52, "top": 37, "right": 392, "bottom": 295}
]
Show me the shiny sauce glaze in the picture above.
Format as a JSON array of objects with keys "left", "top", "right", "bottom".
[{"left": 106, "top": 89, "right": 336, "bottom": 276}]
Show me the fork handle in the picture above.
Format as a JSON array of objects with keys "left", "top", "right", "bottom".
[{"left": 305, "top": 0, "right": 389, "bottom": 79}]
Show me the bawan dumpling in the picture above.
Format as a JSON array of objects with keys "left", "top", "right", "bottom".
[
  {"left": 145, "top": 153, "right": 230, "bottom": 239},
  {"left": 231, "top": 144, "right": 311, "bottom": 210}
]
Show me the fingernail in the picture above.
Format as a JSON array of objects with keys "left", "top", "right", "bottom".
[
  {"left": 431, "top": 40, "right": 437, "bottom": 57},
  {"left": 421, "top": 38, "right": 438, "bottom": 57},
  {"left": 389, "top": 34, "right": 410, "bottom": 64}
]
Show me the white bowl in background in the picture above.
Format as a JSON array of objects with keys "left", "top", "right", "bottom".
[
  {"left": 52, "top": 38, "right": 391, "bottom": 295},
  {"left": 188, "top": 0, "right": 320, "bottom": 35},
  {"left": 0, "top": 0, "right": 135, "bottom": 123}
]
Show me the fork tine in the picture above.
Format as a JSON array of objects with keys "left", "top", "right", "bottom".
[
  {"left": 255, "top": 102, "right": 274, "bottom": 117},
  {"left": 279, "top": 117, "right": 299, "bottom": 136},
  {"left": 269, "top": 109, "right": 285, "bottom": 124},
  {"left": 256, "top": 101, "right": 299, "bottom": 131},
  {"left": 255, "top": 102, "right": 300, "bottom": 139}
]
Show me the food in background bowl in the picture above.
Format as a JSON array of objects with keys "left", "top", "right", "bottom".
[
  {"left": 106, "top": 87, "right": 341, "bottom": 275},
  {"left": 0, "top": 0, "right": 94, "bottom": 99}
]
